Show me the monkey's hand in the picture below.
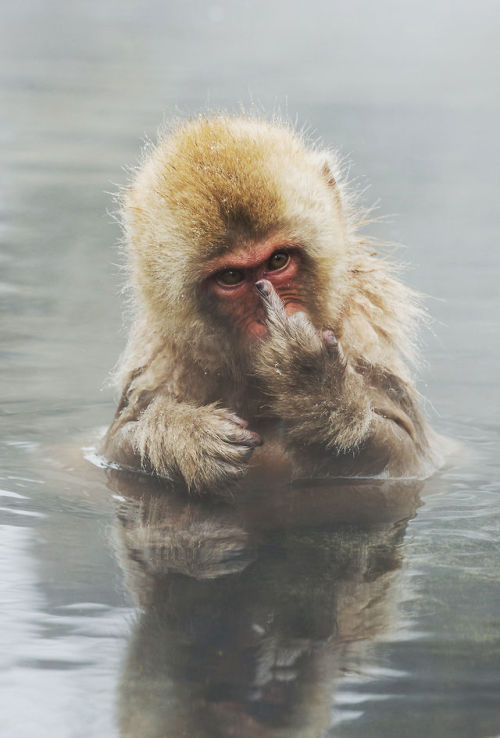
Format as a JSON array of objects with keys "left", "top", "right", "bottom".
[
  {"left": 254, "top": 280, "right": 372, "bottom": 453},
  {"left": 103, "top": 397, "right": 262, "bottom": 493},
  {"left": 139, "top": 402, "right": 263, "bottom": 492}
]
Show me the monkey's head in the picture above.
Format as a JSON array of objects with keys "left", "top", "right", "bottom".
[{"left": 123, "top": 116, "right": 352, "bottom": 355}]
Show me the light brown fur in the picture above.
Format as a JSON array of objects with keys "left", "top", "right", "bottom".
[{"left": 102, "top": 114, "right": 444, "bottom": 491}]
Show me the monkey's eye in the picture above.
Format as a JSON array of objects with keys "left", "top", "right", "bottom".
[
  {"left": 267, "top": 251, "right": 290, "bottom": 271},
  {"left": 216, "top": 268, "right": 245, "bottom": 286}
]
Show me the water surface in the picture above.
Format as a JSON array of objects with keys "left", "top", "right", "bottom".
[{"left": 1, "top": 1, "right": 500, "bottom": 736}]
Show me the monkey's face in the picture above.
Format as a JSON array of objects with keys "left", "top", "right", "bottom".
[
  {"left": 204, "top": 235, "right": 307, "bottom": 341},
  {"left": 124, "top": 117, "right": 351, "bottom": 348}
]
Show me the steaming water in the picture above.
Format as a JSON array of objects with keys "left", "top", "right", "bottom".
[{"left": 1, "top": 1, "right": 499, "bottom": 736}]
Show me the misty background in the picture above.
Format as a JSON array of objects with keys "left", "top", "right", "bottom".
[{"left": 1, "top": 2, "right": 499, "bottom": 737}]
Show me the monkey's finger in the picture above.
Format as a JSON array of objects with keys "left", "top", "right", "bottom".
[
  {"left": 322, "top": 330, "right": 346, "bottom": 365},
  {"left": 218, "top": 441, "right": 259, "bottom": 467},
  {"left": 232, "top": 444, "right": 259, "bottom": 463},
  {"left": 227, "top": 429, "right": 263, "bottom": 448},
  {"left": 353, "top": 356, "right": 372, "bottom": 374},
  {"left": 256, "top": 280, "right": 322, "bottom": 351},
  {"left": 223, "top": 411, "right": 249, "bottom": 429},
  {"left": 255, "top": 279, "right": 288, "bottom": 328}
]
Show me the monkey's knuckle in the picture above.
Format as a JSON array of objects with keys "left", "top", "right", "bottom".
[
  {"left": 229, "top": 431, "right": 255, "bottom": 448},
  {"left": 223, "top": 443, "right": 252, "bottom": 464}
]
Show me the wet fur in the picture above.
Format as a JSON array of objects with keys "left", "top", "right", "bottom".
[{"left": 102, "top": 114, "right": 444, "bottom": 491}]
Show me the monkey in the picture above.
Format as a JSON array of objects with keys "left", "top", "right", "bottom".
[{"left": 101, "top": 114, "right": 445, "bottom": 492}]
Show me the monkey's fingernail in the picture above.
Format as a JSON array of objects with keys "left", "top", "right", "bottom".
[
  {"left": 248, "top": 431, "right": 263, "bottom": 447},
  {"left": 323, "top": 330, "right": 338, "bottom": 348},
  {"left": 255, "top": 280, "right": 271, "bottom": 296}
]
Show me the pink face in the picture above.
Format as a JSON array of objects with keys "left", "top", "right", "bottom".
[{"left": 205, "top": 237, "right": 306, "bottom": 340}]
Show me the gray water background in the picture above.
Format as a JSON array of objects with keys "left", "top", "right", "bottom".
[{"left": 1, "top": 1, "right": 499, "bottom": 736}]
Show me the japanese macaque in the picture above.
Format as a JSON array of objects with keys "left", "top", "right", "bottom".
[{"left": 102, "top": 115, "right": 444, "bottom": 491}]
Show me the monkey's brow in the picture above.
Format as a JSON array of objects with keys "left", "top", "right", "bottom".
[{"left": 203, "top": 242, "right": 306, "bottom": 274}]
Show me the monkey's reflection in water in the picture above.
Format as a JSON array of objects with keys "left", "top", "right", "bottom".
[{"left": 110, "top": 472, "right": 423, "bottom": 738}]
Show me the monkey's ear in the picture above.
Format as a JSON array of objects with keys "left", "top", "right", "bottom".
[
  {"left": 321, "top": 162, "right": 337, "bottom": 189},
  {"left": 319, "top": 157, "right": 346, "bottom": 218}
]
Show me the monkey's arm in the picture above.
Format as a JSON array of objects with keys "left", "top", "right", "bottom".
[
  {"left": 253, "top": 281, "right": 432, "bottom": 477},
  {"left": 102, "top": 389, "right": 261, "bottom": 492}
]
